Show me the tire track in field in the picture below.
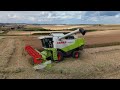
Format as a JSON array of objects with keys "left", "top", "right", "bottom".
[
  {"left": 0, "top": 39, "right": 15, "bottom": 79},
  {"left": 0, "top": 36, "right": 35, "bottom": 79},
  {"left": 4, "top": 39, "right": 32, "bottom": 75},
  {"left": 0, "top": 38, "right": 10, "bottom": 52},
  {"left": 0, "top": 39, "right": 15, "bottom": 68}
]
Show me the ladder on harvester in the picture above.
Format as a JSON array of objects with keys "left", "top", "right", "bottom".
[{"left": 44, "top": 48, "right": 58, "bottom": 61}]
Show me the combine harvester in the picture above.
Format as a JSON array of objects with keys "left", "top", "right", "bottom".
[{"left": 25, "top": 28, "right": 86, "bottom": 70}]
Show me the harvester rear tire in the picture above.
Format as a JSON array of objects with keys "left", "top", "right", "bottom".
[
  {"left": 72, "top": 51, "right": 80, "bottom": 58},
  {"left": 57, "top": 51, "right": 64, "bottom": 61}
]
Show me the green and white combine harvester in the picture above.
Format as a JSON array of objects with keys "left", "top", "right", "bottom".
[{"left": 25, "top": 28, "right": 86, "bottom": 69}]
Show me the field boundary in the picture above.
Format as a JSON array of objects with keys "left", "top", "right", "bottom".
[{"left": 85, "top": 42, "right": 120, "bottom": 48}]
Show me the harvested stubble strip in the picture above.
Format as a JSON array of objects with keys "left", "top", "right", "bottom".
[
  {"left": 0, "top": 39, "right": 15, "bottom": 68},
  {"left": 0, "top": 67, "right": 24, "bottom": 73}
]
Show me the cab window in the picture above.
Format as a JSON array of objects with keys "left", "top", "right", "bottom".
[
  {"left": 41, "top": 38, "right": 53, "bottom": 48},
  {"left": 65, "top": 36, "right": 74, "bottom": 39}
]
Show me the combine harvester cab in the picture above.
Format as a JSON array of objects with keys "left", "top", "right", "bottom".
[{"left": 25, "top": 28, "right": 86, "bottom": 70}]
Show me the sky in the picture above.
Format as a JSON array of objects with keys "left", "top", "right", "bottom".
[{"left": 0, "top": 11, "right": 120, "bottom": 24}]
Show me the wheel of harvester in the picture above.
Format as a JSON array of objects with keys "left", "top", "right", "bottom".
[
  {"left": 57, "top": 51, "right": 64, "bottom": 61},
  {"left": 72, "top": 51, "right": 80, "bottom": 59}
]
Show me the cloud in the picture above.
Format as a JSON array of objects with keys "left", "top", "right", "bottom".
[
  {"left": 8, "top": 14, "right": 22, "bottom": 19},
  {"left": 99, "top": 11, "right": 120, "bottom": 16},
  {"left": 0, "top": 11, "right": 119, "bottom": 24},
  {"left": 28, "top": 17, "right": 36, "bottom": 21},
  {"left": 115, "top": 14, "right": 120, "bottom": 18}
]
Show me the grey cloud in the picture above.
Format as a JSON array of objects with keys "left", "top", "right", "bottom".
[
  {"left": 0, "top": 11, "right": 119, "bottom": 24},
  {"left": 84, "top": 11, "right": 120, "bottom": 17},
  {"left": 99, "top": 11, "right": 120, "bottom": 16}
]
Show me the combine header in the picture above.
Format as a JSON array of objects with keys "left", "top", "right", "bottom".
[{"left": 25, "top": 28, "right": 86, "bottom": 69}]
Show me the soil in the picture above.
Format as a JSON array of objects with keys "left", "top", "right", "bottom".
[{"left": 1, "top": 28, "right": 120, "bottom": 79}]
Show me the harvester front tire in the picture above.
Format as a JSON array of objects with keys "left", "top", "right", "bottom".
[
  {"left": 72, "top": 51, "right": 80, "bottom": 58},
  {"left": 57, "top": 51, "right": 64, "bottom": 61}
]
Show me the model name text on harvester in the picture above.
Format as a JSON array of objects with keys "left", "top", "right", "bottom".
[{"left": 57, "top": 41, "right": 66, "bottom": 44}]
